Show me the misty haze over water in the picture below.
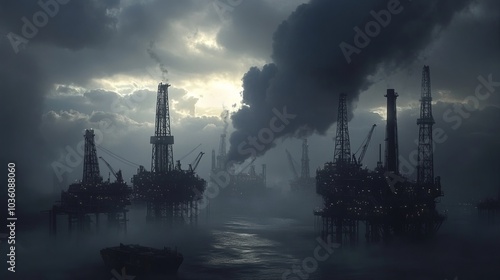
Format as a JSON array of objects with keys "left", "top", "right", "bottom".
[{"left": 1, "top": 194, "right": 499, "bottom": 280}]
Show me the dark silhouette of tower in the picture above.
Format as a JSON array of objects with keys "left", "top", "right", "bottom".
[
  {"left": 133, "top": 82, "right": 207, "bottom": 224},
  {"left": 151, "top": 83, "right": 174, "bottom": 173},
  {"left": 301, "top": 138, "right": 310, "bottom": 178},
  {"left": 316, "top": 85, "right": 445, "bottom": 245},
  {"left": 217, "top": 133, "right": 227, "bottom": 170},
  {"left": 385, "top": 89, "right": 399, "bottom": 174},
  {"left": 50, "top": 128, "right": 130, "bottom": 235},
  {"left": 334, "top": 93, "right": 351, "bottom": 165},
  {"left": 83, "top": 129, "right": 102, "bottom": 185},
  {"left": 211, "top": 149, "right": 216, "bottom": 171},
  {"left": 417, "top": 66, "right": 435, "bottom": 186}
]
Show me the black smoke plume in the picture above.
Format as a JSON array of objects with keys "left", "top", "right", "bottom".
[{"left": 227, "top": 0, "right": 473, "bottom": 163}]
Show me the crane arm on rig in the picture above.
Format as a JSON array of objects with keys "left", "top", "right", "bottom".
[
  {"left": 354, "top": 124, "right": 376, "bottom": 166},
  {"left": 189, "top": 152, "right": 204, "bottom": 172},
  {"left": 99, "top": 156, "right": 124, "bottom": 183}
]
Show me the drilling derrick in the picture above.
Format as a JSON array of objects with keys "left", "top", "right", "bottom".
[
  {"left": 333, "top": 93, "right": 351, "bottom": 167},
  {"left": 132, "top": 82, "right": 206, "bottom": 224},
  {"left": 417, "top": 66, "right": 435, "bottom": 190},
  {"left": 151, "top": 83, "right": 174, "bottom": 173},
  {"left": 49, "top": 129, "right": 131, "bottom": 235},
  {"left": 301, "top": 138, "right": 310, "bottom": 179},
  {"left": 289, "top": 138, "right": 315, "bottom": 192},
  {"left": 315, "top": 93, "right": 361, "bottom": 245},
  {"left": 83, "top": 129, "right": 102, "bottom": 185}
]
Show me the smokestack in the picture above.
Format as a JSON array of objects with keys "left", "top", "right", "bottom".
[
  {"left": 211, "top": 149, "right": 216, "bottom": 171},
  {"left": 385, "top": 89, "right": 399, "bottom": 174},
  {"left": 262, "top": 164, "right": 267, "bottom": 187}
]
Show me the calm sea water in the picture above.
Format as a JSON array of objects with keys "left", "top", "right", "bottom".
[{"left": 2, "top": 200, "right": 499, "bottom": 280}]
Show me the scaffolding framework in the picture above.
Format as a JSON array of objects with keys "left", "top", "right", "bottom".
[
  {"left": 49, "top": 129, "right": 131, "bottom": 236},
  {"left": 333, "top": 93, "right": 351, "bottom": 165},
  {"left": 151, "top": 83, "right": 174, "bottom": 173},
  {"left": 134, "top": 82, "right": 206, "bottom": 224},
  {"left": 417, "top": 65, "right": 435, "bottom": 188}
]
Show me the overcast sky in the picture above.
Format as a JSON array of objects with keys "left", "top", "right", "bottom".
[{"left": 0, "top": 0, "right": 499, "bottom": 210}]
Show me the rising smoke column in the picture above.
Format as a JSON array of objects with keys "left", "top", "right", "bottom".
[
  {"left": 221, "top": 109, "right": 229, "bottom": 135},
  {"left": 227, "top": 0, "right": 473, "bottom": 163},
  {"left": 147, "top": 40, "right": 169, "bottom": 81}
]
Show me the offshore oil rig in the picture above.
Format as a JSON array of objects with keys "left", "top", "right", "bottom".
[
  {"left": 211, "top": 130, "right": 267, "bottom": 198},
  {"left": 477, "top": 181, "right": 500, "bottom": 224},
  {"left": 315, "top": 66, "right": 445, "bottom": 245},
  {"left": 49, "top": 129, "right": 132, "bottom": 235},
  {"left": 132, "top": 83, "right": 206, "bottom": 224},
  {"left": 286, "top": 139, "right": 315, "bottom": 193}
]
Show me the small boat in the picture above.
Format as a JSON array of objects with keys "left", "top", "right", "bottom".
[{"left": 100, "top": 243, "right": 183, "bottom": 275}]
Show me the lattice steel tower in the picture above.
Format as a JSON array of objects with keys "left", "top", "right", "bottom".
[
  {"left": 151, "top": 83, "right": 174, "bottom": 173},
  {"left": 333, "top": 93, "right": 351, "bottom": 165},
  {"left": 301, "top": 138, "right": 310, "bottom": 178},
  {"left": 82, "top": 129, "right": 101, "bottom": 185},
  {"left": 417, "top": 66, "right": 435, "bottom": 186}
]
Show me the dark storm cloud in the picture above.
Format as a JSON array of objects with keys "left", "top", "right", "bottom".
[
  {"left": 0, "top": 0, "right": 125, "bottom": 211},
  {"left": 227, "top": 0, "right": 474, "bottom": 163},
  {"left": 393, "top": 102, "right": 500, "bottom": 202},
  {"left": 0, "top": 43, "right": 51, "bottom": 211},
  {"left": 217, "top": 0, "right": 290, "bottom": 59},
  {"left": 428, "top": 0, "right": 500, "bottom": 102},
  {"left": 350, "top": 0, "right": 500, "bottom": 112},
  {"left": 0, "top": 0, "right": 119, "bottom": 51},
  {"left": 1, "top": 0, "right": 203, "bottom": 87}
]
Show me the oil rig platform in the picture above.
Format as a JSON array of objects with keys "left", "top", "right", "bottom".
[
  {"left": 210, "top": 131, "right": 267, "bottom": 198},
  {"left": 315, "top": 66, "right": 445, "bottom": 245},
  {"left": 49, "top": 129, "right": 131, "bottom": 235},
  {"left": 132, "top": 83, "right": 206, "bottom": 224},
  {"left": 477, "top": 186, "right": 500, "bottom": 224},
  {"left": 286, "top": 139, "right": 315, "bottom": 193}
]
